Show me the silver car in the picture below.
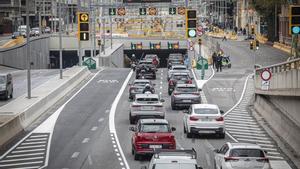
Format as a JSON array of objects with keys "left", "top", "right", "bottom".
[
  {"left": 214, "top": 143, "right": 271, "bottom": 169},
  {"left": 171, "top": 84, "right": 200, "bottom": 110},
  {"left": 167, "top": 65, "right": 189, "bottom": 81},
  {"left": 129, "top": 79, "right": 155, "bottom": 100},
  {"left": 129, "top": 94, "right": 165, "bottom": 124},
  {"left": 183, "top": 104, "right": 225, "bottom": 138}
]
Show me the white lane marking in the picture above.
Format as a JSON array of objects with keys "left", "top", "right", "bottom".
[
  {"left": 225, "top": 122, "right": 260, "bottom": 128},
  {"left": 12, "top": 149, "right": 46, "bottom": 154},
  {"left": 98, "top": 118, "right": 104, "bottom": 122},
  {"left": 159, "top": 92, "right": 162, "bottom": 95},
  {"left": 224, "top": 128, "right": 265, "bottom": 134},
  {"left": 225, "top": 132, "right": 238, "bottom": 142},
  {"left": 109, "top": 70, "right": 132, "bottom": 169},
  {"left": 228, "top": 131, "right": 266, "bottom": 137},
  {"left": 16, "top": 145, "right": 46, "bottom": 149},
  {"left": 160, "top": 86, "right": 162, "bottom": 89},
  {"left": 6, "top": 152, "right": 44, "bottom": 158},
  {"left": 88, "top": 155, "right": 93, "bottom": 165},
  {"left": 82, "top": 138, "right": 90, "bottom": 143},
  {"left": 175, "top": 139, "right": 184, "bottom": 150},
  {"left": 91, "top": 126, "right": 98, "bottom": 131},
  {"left": 21, "top": 141, "right": 47, "bottom": 145},
  {"left": 226, "top": 126, "right": 262, "bottom": 131},
  {"left": 5, "top": 166, "right": 41, "bottom": 169},
  {"left": 0, "top": 156, "right": 44, "bottom": 163},
  {"left": 29, "top": 135, "right": 48, "bottom": 138},
  {"left": 257, "top": 143, "right": 276, "bottom": 148},
  {"left": 105, "top": 109, "right": 110, "bottom": 114},
  {"left": 223, "top": 74, "right": 252, "bottom": 116},
  {"left": 160, "top": 77, "right": 163, "bottom": 80},
  {"left": 225, "top": 120, "right": 257, "bottom": 125},
  {"left": 205, "top": 153, "right": 211, "bottom": 167},
  {"left": 0, "top": 161, "right": 43, "bottom": 167},
  {"left": 160, "top": 81, "right": 162, "bottom": 84},
  {"left": 25, "top": 138, "right": 47, "bottom": 142},
  {"left": 71, "top": 152, "right": 80, "bottom": 158}
]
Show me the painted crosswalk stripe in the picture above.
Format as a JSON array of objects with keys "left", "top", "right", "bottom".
[
  {"left": 225, "top": 120, "right": 257, "bottom": 125},
  {"left": 225, "top": 117, "right": 255, "bottom": 121},
  {"left": 0, "top": 156, "right": 44, "bottom": 163},
  {"left": 16, "top": 145, "right": 46, "bottom": 149},
  {"left": 0, "top": 161, "right": 43, "bottom": 167},
  {"left": 237, "top": 138, "right": 272, "bottom": 144},
  {"left": 226, "top": 122, "right": 260, "bottom": 128},
  {"left": 226, "top": 128, "right": 265, "bottom": 134},
  {"left": 232, "top": 134, "right": 270, "bottom": 140},
  {"left": 226, "top": 125, "right": 262, "bottom": 131},
  {"left": 228, "top": 131, "right": 267, "bottom": 137},
  {"left": 21, "top": 141, "right": 47, "bottom": 145},
  {"left": 6, "top": 152, "right": 44, "bottom": 158}
]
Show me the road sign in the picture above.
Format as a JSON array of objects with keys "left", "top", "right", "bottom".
[
  {"left": 261, "top": 80, "right": 270, "bottom": 90},
  {"left": 83, "top": 57, "right": 96, "bottom": 70},
  {"left": 79, "top": 13, "right": 89, "bottom": 22},
  {"left": 178, "top": 7, "right": 186, "bottom": 15},
  {"left": 109, "top": 8, "right": 116, "bottom": 16},
  {"left": 80, "top": 32, "right": 89, "bottom": 41},
  {"left": 260, "top": 69, "right": 272, "bottom": 81},
  {"left": 148, "top": 7, "right": 157, "bottom": 15},
  {"left": 117, "top": 7, "right": 126, "bottom": 16},
  {"left": 78, "top": 12, "right": 89, "bottom": 41},
  {"left": 292, "top": 26, "right": 300, "bottom": 34},
  {"left": 139, "top": 8, "right": 147, "bottom": 15},
  {"left": 169, "top": 8, "right": 176, "bottom": 15},
  {"left": 289, "top": 5, "right": 300, "bottom": 35}
]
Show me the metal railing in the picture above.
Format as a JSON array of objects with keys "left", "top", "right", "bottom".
[{"left": 256, "top": 58, "right": 300, "bottom": 74}]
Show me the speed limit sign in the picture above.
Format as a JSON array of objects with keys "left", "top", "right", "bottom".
[{"left": 260, "top": 69, "right": 272, "bottom": 81}]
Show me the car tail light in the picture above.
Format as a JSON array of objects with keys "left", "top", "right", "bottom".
[
  {"left": 192, "top": 92, "right": 200, "bottom": 95},
  {"left": 186, "top": 80, "right": 192, "bottom": 84},
  {"left": 129, "top": 86, "right": 135, "bottom": 91},
  {"left": 173, "top": 92, "right": 179, "bottom": 95},
  {"left": 189, "top": 116, "right": 199, "bottom": 121},
  {"left": 155, "top": 105, "right": 163, "bottom": 110},
  {"left": 169, "top": 80, "right": 174, "bottom": 86},
  {"left": 216, "top": 116, "right": 224, "bottom": 121},
  {"left": 224, "top": 157, "right": 239, "bottom": 162},
  {"left": 256, "top": 157, "right": 269, "bottom": 162},
  {"left": 132, "top": 105, "right": 141, "bottom": 110}
]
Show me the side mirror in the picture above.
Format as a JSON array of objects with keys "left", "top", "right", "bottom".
[
  {"left": 129, "top": 127, "right": 136, "bottom": 132},
  {"left": 160, "top": 99, "right": 165, "bottom": 102},
  {"left": 171, "top": 127, "right": 176, "bottom": 131},
  {"left": 264, "top": 150, "right": 268, "bottom": 154},
  {"left": 141, "top": 166, "right": 147, "bottom": 169},
  {"left": 213, "top": 149, "right": 219, "bottom": 153},
  {"left": 220, "top": 110, "right": 225, "bottom": 114},
  {"left": 183, "top": 109, "right": 189, "bottom": 114}
]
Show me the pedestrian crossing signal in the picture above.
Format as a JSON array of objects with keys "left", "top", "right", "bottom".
[
  {"left": 250, "top": 41, "right": 254, "bottom": 50},
  {"left": 251, "top": 25, "right": 255, "bottom": 35},
  {"left": 198, "top": 38, "right": 202, "bottom": 45}
]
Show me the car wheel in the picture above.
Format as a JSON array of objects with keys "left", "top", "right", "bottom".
[
  {"left": 131, "top": 146, "right": 134, "bottom": 155},
  {"left": 228, "top": 64, "right": 231, "bottom": 68},
  {"left": 153, "top": 75, "right": 156, "bottom": 80},
  {"left": 218, "top": 132, "right": 225, "bottom": 139},
  {"left": 168, "top": 91, "right": 172, "bottom": 96},
  {"left": 186, "top": 131, "right": 193, "bottom": 138},
  {"left": 171, "top": 103, "right": 176, "bottom": 110},
  {"left": 183, "top": 125, "right": 186, "bottom": 133},
  {"left": 133, "top": 150, "right": 141, "bottom": 160},
  {"left": 10, "top": 91, "right": 13, "bottom": 98},
  {"left": 4, "top": 92, "right": 9, "bottom": 100}
]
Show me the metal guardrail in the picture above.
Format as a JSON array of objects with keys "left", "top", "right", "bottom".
[{"left": 256, "top": 58, "right": 300, "bottom": 75}]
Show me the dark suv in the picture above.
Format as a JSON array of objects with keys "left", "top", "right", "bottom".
[
  {"left": 168, "top": 72, "right": 193, "bottom": 95},
  {"left": 136, "top": 64, "right": 156, "bottom": 79}
]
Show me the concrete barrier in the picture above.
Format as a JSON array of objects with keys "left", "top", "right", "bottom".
[
  {"left": 94, "top": 43, "right": 124, "bottom": 68},
  {"left": 0, "top": 66, "right": 91, "bottom": 149},
  {"left": 254, "top": 95, "right": 300, "bottom": 158}
]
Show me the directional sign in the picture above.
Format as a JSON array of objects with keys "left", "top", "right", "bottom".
[
  {"left": 292, "top": 26, "right": 300, "bottom": 34},
  {"left": 109, "top": 8, "right": 116, "bottom": 16},
  {"left": 178, "top": 7, "right": 186, "bottom": 15},
  {"left": 148, "top": 7, "right": 157, "bottom": 16},
  {"left": 117, "top": 7, "right": 126, "bottom": 16},
  {"left": 139, "top": 8, "right": 147, "bottom": 15},
  {"left": 79, "top": 13, "right": 89, "bottom": 22},
  {"left": 80, "top": 32, "right": 89, "bottom": 41},
  {"left": 261, "top": 80, "right": 270, "bottom": 90},
  {"left": 169, "top": 8, "right": 176, "bottom": 15},
  {"left": 260, "top": 69, "right": 272, "bottom": 81}
]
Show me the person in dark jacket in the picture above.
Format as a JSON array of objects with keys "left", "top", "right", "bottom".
[
  {"left": 216, "top": 54, "right": 223, "bottom": 72},
  {"left": 212, "top": 52, "right": 217, "bottom": 69},
  {"left": 143, "top": 84, "right": 154, "bottom": 94}
]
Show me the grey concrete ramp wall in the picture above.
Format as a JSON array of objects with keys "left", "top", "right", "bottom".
[
  {"left": 0, "top": 36, "right": 50, "bottom": 69},
  {"left": 0, "top": 66, "right": 90, "bottom": 149},
  {"left": 254, "top": 95, "right": 300, "bottom": 157},
  {"left": 94, "top": 43, "right": 124, "bottom": 68}
]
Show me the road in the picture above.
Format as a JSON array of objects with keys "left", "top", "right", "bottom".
[
  {"left": 0, "top": 38, "right": 295, "bottom": 169},
  {"left": 0, "top": 67, "right": 59, "bottom": 107}
]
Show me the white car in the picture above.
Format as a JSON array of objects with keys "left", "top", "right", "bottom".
[
  {"left": 167, "top": 65, "right": 189, "bottom": 81},
  {"left": 183, "top": 104, "right": 225, "bottom": 138},
  {"left": 214, "top": 142, "right": 271, "bottom": 169},
  {"left": 129, "top": 93, "right": 165, "bottom": 124},
  {"left": 141, "top": 149, "right": 203, "bottom": 169}
]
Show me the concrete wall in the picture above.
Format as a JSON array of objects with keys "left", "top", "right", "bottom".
[
  {"left": 0, "top": 36, "right": 50, "bottom": 69},
  {"left": 94, "top": 43, "right": 124, "bottom": 68},
  {"left": 254, "top": 95, "right": 300, "bottom": 157}
]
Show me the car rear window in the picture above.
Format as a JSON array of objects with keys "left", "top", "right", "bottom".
[
  {"left": 134, "top": 81, "right": 149, "bottom": 86},
  {"left": 229, "top": 149, "right": 265, "bottom": 157},
  {"left": 176, "top": 87, "right": 197, "bottom": 93},
  {"left": 154, "top": 163, "right": 197, "bottom": 169},
  {"left": 141, "top": 124, "right": 169, "bottom": 133},
  {"left": 194, "top": 108, "right": 218, "bottom": 114},
  {"left": 173, "top": 75, "right": 189, "bottom": 80},
  {"left": 136, "top": 98, "right": 159, "bottom": 103},
  {"left": 173, "top": 67, "right": 186, "bottom": 70}
]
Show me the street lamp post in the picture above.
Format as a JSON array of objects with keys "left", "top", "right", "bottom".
[
  {"left": 59, "top": 0, "right": 63, "bottom": 79},
  {"left": 26, "top": 0, "right": 31, "bottom": 99}
]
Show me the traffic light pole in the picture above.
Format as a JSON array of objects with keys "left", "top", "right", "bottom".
[
  {"left": 59, "top": 0, "right": 63, "bottom": 79},
  {"left": 200, "top": 44, "right": 204, "bottom": 80},
  {"left": 26, "top": 0, "right": 31, "bottom": 99},
  {"left": 77, "top": 0, "right": 82, "bottom": 66}
]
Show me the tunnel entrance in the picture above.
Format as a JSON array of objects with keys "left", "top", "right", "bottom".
[
  {"left": 124, "top": 49, "right": 187, "bottom": 68},
  {"left": 49, "top": 50, "right": 79, "bottom": 69}
]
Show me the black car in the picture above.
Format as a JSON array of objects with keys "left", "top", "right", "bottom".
[
  {"left": 136, "top": 64, "right": 156, "bottom": 79},
  {"left": 11, "top": 32, "right": 21, "bottom": 39},
  {"left": 167, "top": 53, "right": 184, "bottom": 69},
  {"left": 168, "top": 72, "right": 193, "bottom": 95}
]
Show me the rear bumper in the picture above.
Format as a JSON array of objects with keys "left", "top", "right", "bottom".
[
  {"left": 172, "top": 98, "right": 201, "bottom": 107},
  {"left": 189, "top": 127, "right": 225, "bottom": 134},
  {"left": 135, "top": 143, "right": 176, "bottom": 154}
]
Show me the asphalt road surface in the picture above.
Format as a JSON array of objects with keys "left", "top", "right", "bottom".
[{"left": 0, "top": 68, "right": 59, "bottom": 107}]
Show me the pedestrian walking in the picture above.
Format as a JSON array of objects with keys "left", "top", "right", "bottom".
[
  {"left": 216, "top": 54, "right": 223, "bottom": 72},
  {"left": 243, "top": 28, "right": 246, "bottom": 35},
  {"left": 222, "top": 35, "right": 227, "bottom": 41},
  {"left": 212, "top": 52, "right": 217, "bottom": 69}
]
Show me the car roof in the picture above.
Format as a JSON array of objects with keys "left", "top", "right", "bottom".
[
  {"left": 192, "top": 104, "right": 219, "bottom": 109},
  {"left": 172, "top": 72, "right": 189, "bottom": 75},
  {"left": 135, "top": 93, "right": 159, "bottom": 98},
  {"left": 176, "top": 84, "right": 196, "bottom": 88},
  {"left": 140, "top": 119, "right": 168, "bottom": 124},
  {"left": 172, "top": 65, "right": 187, "bottom": 68},
  {"left": 228, "top": 142, "right": 263, "bottom": 149},
  {"left": 169, "top": 53, "right": 183, "bottom": 56}
]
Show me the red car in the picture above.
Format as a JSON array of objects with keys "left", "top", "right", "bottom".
[{"left": 129, "top": 119, "right": 176, "bottom": 160}]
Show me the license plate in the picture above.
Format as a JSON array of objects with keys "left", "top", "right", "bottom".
[
  {"left": 149, "top": 145, "right": 162, "bottom": 149},
  {"left": 141, "top": 106, "right": 154, "bottom": 111},
  {"left": 198, "top": 131, "right": 215, "bottom": 134},
  {"left": 201, "top": 118, "right": 212, "bottom": 121},
  {"left": 182, "top": 100, "right": 191, "bottom": 103}
]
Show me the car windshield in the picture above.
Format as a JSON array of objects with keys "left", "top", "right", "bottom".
[
  {"left": 194, "top": 108, "right": 218, "bottom": 114},
  {"left": 154, "top": 163, "right": 197, "bottom": 169},
  {"left": 136, "top": 97, "right": 159, "bottom": 104},
  {"left": 0, "top": 76, "right": 6, "bottom": 84},
  {"left": 134, "top": 81, "right": 149, "bottom": 86},
  {"left": 145, "top": 55, "right": 156, "bottom": 60},
  {"left": 173, "top": 75, "right": 189, "bottom": 80},
  {"left": 139, "top": 61, "right": 152, "bottom": 64},
  {"left": 140, "top": 124, "right": 169, "bottom": 133},
  {"left": 230, "top": 149, "right": 265, "bottom": 157},
  {"left": 176, "top": 87, "right": 197, "bottom": 93}
]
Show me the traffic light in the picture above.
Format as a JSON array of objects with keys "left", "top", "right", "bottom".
[
  {"left": 186, "top": 10, "right": 197, "bottom": 38},
  {"left": 250, "top": 41, "right": 254, "bottom": 50},
  {"left": 289, "top": 5, "right": 300, "bottom": 35},
  {"left": 168, "top": 42, "right": 179, "bottom": 49},
  {"left": 78, "top": 12, "right": 89, "bottom": 41},
  {"left": 98, "top": 39, "right": 101, "bottom": 46},
  {"left": 150, "top": 42, "right": 161, "bottom": 49},
  {"left": 256, "top": 40, "right": 259, "bottom": 49},
  {"left": 198, "top": 38, "right": 202, "bottom": 45},
  {"left": 131, "top": 43, "right": 136, "bottom": 50},
  {"left": 168, "top": 42, "right": 172, "bottom": 49},
  {"left": 251, "top": 25, "right": 255, "bottom": 35}
]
